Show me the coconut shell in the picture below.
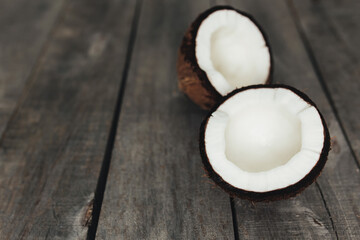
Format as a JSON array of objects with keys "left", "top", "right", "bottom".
[
  {"left": 199, "top": 84, "right": 331, "bottom": 201},
  {"left": 177, "top": 6, "right": 273, "bottom": 110}
]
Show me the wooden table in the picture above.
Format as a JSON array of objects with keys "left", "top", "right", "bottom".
[{"left": 0, "top": 0, "right": 359, "bottom": 239}]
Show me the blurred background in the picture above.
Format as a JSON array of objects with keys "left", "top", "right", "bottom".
[{"left": 0, "top": 0, "right": 359, "bottom": 239}]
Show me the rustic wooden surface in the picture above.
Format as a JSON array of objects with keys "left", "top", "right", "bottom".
[
  {"left": 292, "top": 0, "right": 360, "bottom": 165},
  {"left": 0, "top": 0, "right": 359, "bottom": 239},
  {"left": 0, "top": 0, "right": 64, "bottom": 138},
  {"left": 0, "top": 0, "right": 137, "bottom": 238},
  {"left": 218, "top": 0, "right": 360, "bottom": 239},
  {"left": 95, "top": 0, "right": 234, "bottom": 239}
]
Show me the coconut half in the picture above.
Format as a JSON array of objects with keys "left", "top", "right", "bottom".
[
  {"left": 200, "top": 85, "right": 330, "bottom": 201},
  {"left": 177, "top": 6, "right": 273, "bottom": 109}
]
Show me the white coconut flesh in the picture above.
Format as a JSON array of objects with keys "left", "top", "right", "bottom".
[
  {"left": 196, "top": 9, "right": 271, "bottom": 96},
  {"left": 205, "top": 88, "right": 325, "bottom": 192}
]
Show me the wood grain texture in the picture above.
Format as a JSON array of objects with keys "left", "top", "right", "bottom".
[
  {"left": 291, "top": 0, "right": 360, "bottom": 164},
  {"left": 214, "top": 0, "right": 336, "bottom": 239},
  {"left": 0, "top": 0, "right": 137, "bottom": 238},
  {"left": 217, "top": 0, "right": 360, "bottom": 238},
  {"left": 287, "top": 0, "right": 360, "bottom": 238},
  {"left": 0, "top": 0, "right": 64, "bottom": 137},
  {"left": 96, "top": 0, "right": 235, "bottom": 239}
]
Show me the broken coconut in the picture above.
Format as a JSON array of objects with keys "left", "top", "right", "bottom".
[
  {"left": 200, "top": 85, "right": 330, "bottom": 201},
  {"left": 177, "top": 6, "right": 273, "bottom": 109}
]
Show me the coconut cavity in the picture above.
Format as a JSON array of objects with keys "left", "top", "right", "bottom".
[
  {"left": 196, "top": 9, "right": 271, "bottom": 95},
  {"left": 203, "top": 86, "right": 327, "bottom": 193},
  {"left": 225, "top": 102, "right": 301, "bottom": 172}
]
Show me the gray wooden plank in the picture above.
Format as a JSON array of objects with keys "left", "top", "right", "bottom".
[
  {"left": 291, "top": 0, "right": 360, "bottom": 166},
  {"left": 217, "top": 0, "right": 360, "bottom": 238},
  {"left": 0, "top": 0, "right": 64, "bottom": 137},
  {"left": 213, "top": 0, "right": 336, "bottom": 239},
  {"left": 96, "top": 0, "right": 235, "bottom": 239},
  {"left": 0, "top": 0, "right": 137, "bottom": 238}
]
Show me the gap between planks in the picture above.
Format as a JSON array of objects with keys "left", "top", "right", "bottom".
[
  {"left": 86, "top": 0, "right": 143, "bottom": 239},
  {"left": 315, "top": 182, "right": 339, "bottom": 240},
  {"left": 89, "top": 0, "right": 355, "bottom": 238},
  {"left": 230, "top": 197, "right": 240, "bottom": 240}
]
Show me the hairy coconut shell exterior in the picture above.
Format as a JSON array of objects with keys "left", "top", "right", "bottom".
[
  {"left": 199, "top": 84, "right": 331, "bottom": 201},
  {"left": 177, "top": 6, "right": 273, "bottom": 110}
]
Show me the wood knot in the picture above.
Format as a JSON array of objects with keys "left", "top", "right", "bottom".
[{"left": 82, "top": 198, "right": 94, "bottom": 227}]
